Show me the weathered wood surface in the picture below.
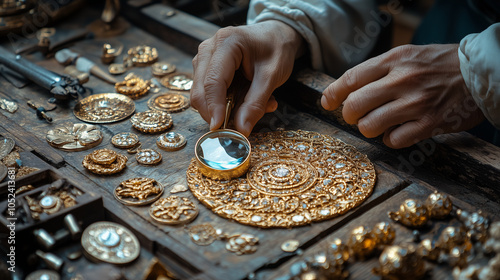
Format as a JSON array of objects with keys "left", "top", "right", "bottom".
[{"left": 0, "top": 2, "right": 499, "bottom": 280}]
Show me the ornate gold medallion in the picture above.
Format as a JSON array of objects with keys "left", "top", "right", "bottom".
[
  {"left": 81, "top": 221, "right": 140, "bottom": 265},
  {"left": 151, "top": 62, "right": 176, "bottom": 76},
  {"left": 126, "top": 45, "right": 158, "bottom": 66},
  {"left": 149, "top": 196, "right": 198, "bottom": 225},
  {"left": 131, "top": 110, "right": 173, "bottom": 133},
  {"left": 46, "top": 124, "right": 103, "bottom": 152},
  {"left": 160, "top": 73, "right": 193, "bottom": 91},
  {"left": 147, "top": 92, "right": 190, "bottom": 113},
  {"left": 187, "top": 223, "right": 217, "bottom": 246},
  {"left": 39, "top": 195, "right": 62, "bottom": 214},
  {"left": 187, "top": 130, "right": 376, "bottom": 228},
  {"left": 111, "top": 132, "right": 139, "bottom": 149},
  {"left": 115, "top": 76, "right": 150, "bottom": 99},
  {"left": 135, "top": 149, "right": 162, "bottom": 165},
  {"left": 156, "top": 132, "right": 186, "bottom": 151},
  {"left": 82, "top": 149, "right": 127, "bottom": 175},
  {"left": 114, "top": 178, "right": 164, "bottom": 206},
  {"left": 74, "top": 93, "right": 135, "bottom": 124}
]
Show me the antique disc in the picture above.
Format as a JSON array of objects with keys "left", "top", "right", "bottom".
[
  {"left": 156, "top": 132, "right": 187, "bottom": 151},
  {"left": 0, "top": 163, "right": 7, "bottom": 182},
  {"left": 187, "top": 130, "right": 376, "bottom": 228},
  {"left": 89, "top": 149, "right": 118, "bottom": 165},
  {"left": 46, "top": 123, "right": 103, "bottom": 152},
  {"left": 131, "top": 110, "right": 173, "bottom": 133},
  {"left": 149, "top": 196, "right": 199, "bottom": 225},
  {"left": 83, "top": 153, "right": 127, "bottom": 175},
  {"left": 160, "top": 73, "right": 193, "bottom": 91},
  {"left": 114, "top": 178, "right": 164, "bottom": 206},
  {"left": 111, "top": 132, "right": 139, "bottom": 149},
  {"left": 151, "top": 62, "right": 176, "bottom": 76},
  {"left": 0, "top": 137, "right": 15, "bottom": 161},
  {"left": 26, "top": 269, "right": 60, "bottom": 280},
  {"left": 136, "top": 149, "right": 162, "bottom": 165},
  {"left": 81, "top": 221, "right": 140, "bottom": 265},
  {"left": 147, "top": 92, "right": 190, "bottom": 113},
  {"left": 74, "top": 93, "right": 135, "bottom": 124},
  {"left": 187, "top": 223, "right": 217, "bottom": 246}
]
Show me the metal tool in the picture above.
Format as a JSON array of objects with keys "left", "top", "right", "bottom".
[
  {"left": 55, "top": 49, "right": 117, "bottom": 84},
  {"left": 27, "top": 100, "right": 53, "bottom": 122},
  {"left": 0, "top": 46, "right": 84, "bottom": 100}
]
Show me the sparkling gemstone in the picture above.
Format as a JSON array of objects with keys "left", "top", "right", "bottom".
[
  {"left": 292, "top": 215, "right": 305, "bottom": 222},
  {"left": 274, "top": 167, "right": 290, "bottom": 177},
  {"left": 335, "top": 163, "right": 345, "bottom": 169},
  {"left": 251, "top": 215, "right": 262, "bottom": 222},
  {"left": 98, "top": 229, "right": 120, "bottom": 247}
]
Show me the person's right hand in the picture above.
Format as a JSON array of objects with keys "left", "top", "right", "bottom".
[{"left": 191, "top": 20, "right": 305, "bottom": 136}]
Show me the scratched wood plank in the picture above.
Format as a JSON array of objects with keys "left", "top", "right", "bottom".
[{"left": 262, "top": 181, "right": 500, "bottom": 280}]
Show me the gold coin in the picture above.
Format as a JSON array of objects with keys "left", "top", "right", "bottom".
[
  {"left": 135, "top": 149, "right": 162, "bottom": 165},
  {"left": 114, "top": 178, "right": 164, "bottom": 206},
  {"left": 187, "top": 223, "right": 217, "bottom": 246},
  {"left": 156, "top": 132, "right": 186, "bottom": 151},
  {"left": 46, "top": 123, "right": 103, "bottom": 152},
  {"left": 187, "top": 130, "right": 376, "bottom": 228},
  {"left": 74, "top": 93, "right": 135, "bottom": 124},
  {"left": 147, "top": 92, "right": 189, "bottom": 113},
  {"left": 131, "top": 110, "right": 173, "bottom": 134},
  {"left": 151, "top": 62, "right": 176, "bottom": 76},
  {"left": 160, "top": 73, "right": 193, "bottom": 91},
  {"left": 89, "top": 148, "right": 118, "bottom": 165},
  {"left": 81, "top": 221, "right": 140, "bottom": 265},
  {"left": 149, "top": 196, "right": 199, "bottom": 225},
  {"left": 111, "top": 132, "right": 139, "bottom": 149}
]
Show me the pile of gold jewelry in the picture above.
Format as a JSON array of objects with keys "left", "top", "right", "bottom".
[
  {"left": 115, "top": 74, "right": 150, "bottom": 99},
  {"left": 82, "top": 148, "right": 127, "bottom": 175},
  {"left": 187, "top": 130, "right": 376, "bottom": 228}
]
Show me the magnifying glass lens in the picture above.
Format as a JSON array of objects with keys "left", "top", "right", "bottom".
[{"left": 196, "top": 130, "right": 250, "bottom": 170}]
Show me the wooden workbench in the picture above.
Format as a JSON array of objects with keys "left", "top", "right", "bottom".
[{"left": 1, "top": 2, "right": 499, "bottom": 279}]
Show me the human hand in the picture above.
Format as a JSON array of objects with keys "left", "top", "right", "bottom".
[
  {"left": 191, "top": 20, "right": 304, "bottom": 136},
  {"left": 321, "top": 44, "right": 485, "bottom": 149}
]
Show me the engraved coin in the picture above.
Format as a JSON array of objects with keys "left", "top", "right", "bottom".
[
  {"left": 160, "top": 73, "right": 193, "bottom": 91},
  {"left": 111, "top": 132, "right": 139, "bottom": 149},
  {"left": 151, "top": 62, "right": 176, "bottom": 76},
  {"left": 89, "top": 149, "right": 118, "bottom": 165},
  {"left": 26, "top": 269, "right": 60, "bottom": 280},
  {"left": 149, "top": 196, "right": 199, "bottom": 225},
  {"left": 81, "top": 221, "right": 140, "bottom": 265},
  {"left": 114, "top": 178, "right": 164, "bottom": 206},
  {"left": 187, "top": 130, "right": 376, "bottom": 228},
  {"left": 156, "top": 132, "right": 186, "bottom": 151},
  {"left": 187, "top": 223, "right": 217, "bottom": 246},
  {"left": 136, "top": 149, "right": 162, "bottom": 165},
  {"left": 74, "top": 93, "right": 135, "bottom": 124},
  {"left": 147, "top": 92, "right": 189, "bottom": 113},
  {"left": 131, "top": 110, "right": 173, "bottom": 133},
  {"left": 46, "top": 123, "right": 103, "bottom": 152}
]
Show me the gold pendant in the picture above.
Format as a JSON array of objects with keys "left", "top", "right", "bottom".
[
  {"left": 187, "top": 130, "right": 376, "bottom": 228},
  {"left": 156, "top": 132, "right": 186, "bottom": 151},
  {"left": 135, "top": 149, "right": 162, "bottom": 165},
  {"left": 111, "top": 132, "right": 139, "bottom": 149}
]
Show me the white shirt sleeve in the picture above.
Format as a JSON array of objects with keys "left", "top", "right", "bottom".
[
  {"left": 247, "top": 0, "right": 379, "bottom": 77},
  {"left": 458, "top": 23, "right": 500, "bottom": 129}
]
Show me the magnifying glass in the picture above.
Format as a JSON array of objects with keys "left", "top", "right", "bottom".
[{"left": 194, "top": 92, "right": 251, "bottom": 180}]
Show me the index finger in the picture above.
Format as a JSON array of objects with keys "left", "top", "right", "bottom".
[{"left": 321, "top": 55, "right": 389, "bottom": 110}]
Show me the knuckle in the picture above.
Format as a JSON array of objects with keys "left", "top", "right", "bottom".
[{"left": 341, "top": 68, "right": 359, "bottom": 90}]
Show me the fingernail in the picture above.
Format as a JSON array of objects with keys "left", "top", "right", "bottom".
[
  {"left": 210, "top": 117, "right": 216, "bottom": 130},
  {"left": 321, "top": 95, "right": 331, "bottom": 110}
]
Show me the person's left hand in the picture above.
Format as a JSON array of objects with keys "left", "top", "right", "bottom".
[{"left": 321, "top": 44, "right": 485, "bottom": 149}]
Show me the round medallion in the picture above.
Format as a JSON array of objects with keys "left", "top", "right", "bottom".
[
  {"left": 131, "top": 110, "right": 173, "bottom": 133},
  {"left": 127, "top": 45, "right": 158, "bottom": 66},
  {"left": 156, "top": 132, "right": 187, "bottom": 151},
  {"left": 26, "top": 270, "right": 60, "bottom": 280},
  {"left": 135, "top": 149, "right": 162, "bottom": 165},
  {"left": 74, "top": 93, "right": 135, "bottom": 124},
  {"left": 89, "top": 148, "right": 118, "bottom": 165},
  {"left": 115, "top": 77, "right": 150, "bottom": 99},
  {"left": 81, "top": 221, "right": 140, "bottom": 265},
  {"left": 151, "top": 62, "right": 176, "bottom": 76},
  {"left": 114, "top": 178, "right": 164, "bottom": 206},
  {"left": 83, "top": 149, "right": 127, "bottom": 175},
  {"left": 39, "top": 195, "right": 62, "bottom": 214},
  {"left": 187, "top": 130, "right": 376, "bottom": 228},
  {"left": 187, "top": 223, "right": 217, "bottom": 246},
  {"left": 149, "top": 196, "right": 199, "bottom": 225},
  {"left": 147, "top": 92, "right": 190, "bottom": 113},
  {"left": 111, "top": 132, "right": 139, "bottom": 149},
  {"left": 160, "top": 73, "right": 193, "bottom": 91},
  {"left": 109, "top": 63, "right": 126, "bottom": 75},
  {"left": 46, "top": 123, "right": 103, "bottom": 152}
]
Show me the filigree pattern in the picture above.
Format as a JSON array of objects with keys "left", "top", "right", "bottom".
[
  {"left": 114, "top": 178, "right": 163, "bottom": 206},
  {"left": 148, "top": 92, "right": 189, "bottom": 113},
  {"left": 74, "top": 93, "right": 135, "bottom": 124},
  {"left": 187, "top": 130, "right": 376, "bottom": 228},
  {"left": 149, "top": 196, "right": 198, "bottom": 225},
  {"left": 46, "top": 123, "right": 103, "bottom": 152}
]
